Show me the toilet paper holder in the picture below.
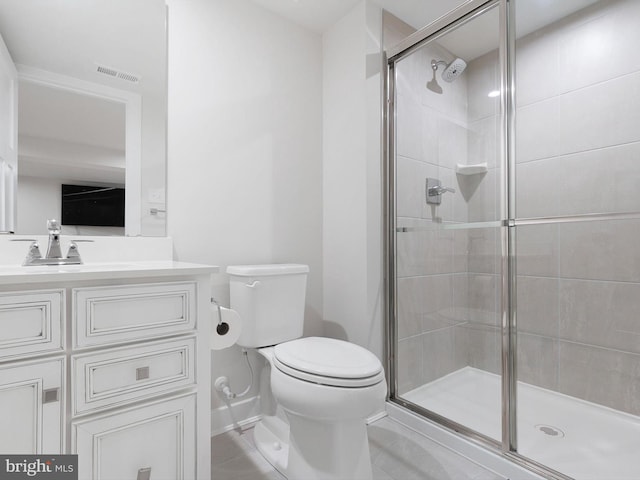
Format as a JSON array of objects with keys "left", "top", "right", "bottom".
[{"left": 211, "top": 298, "right": 230, "bottom": 335}]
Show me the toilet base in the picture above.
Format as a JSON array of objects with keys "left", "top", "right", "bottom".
[
  {"left": 253, "top": 413, "right": 373, "bottom": 480},
  {"left": 286, "top": 413, "right": 373, "bottom": 480}
]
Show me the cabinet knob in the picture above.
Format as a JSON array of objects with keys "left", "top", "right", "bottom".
[{"left": 137, "top": 467, "right": 151, "bottom": 480}]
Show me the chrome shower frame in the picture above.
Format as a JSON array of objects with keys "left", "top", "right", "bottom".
[{"left": 383, "top": 1, "right": 572, "bottom": 479}]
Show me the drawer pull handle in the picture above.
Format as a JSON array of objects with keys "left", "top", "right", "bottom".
[
  {"left": 137, "top": 467, "right": 151, "bottom": 480},
  {"left": 42, "top": 388, "right": 60, "bottom": 404},
  {"left": 136, "top": 367, "right": 150, "bottom": 381}
]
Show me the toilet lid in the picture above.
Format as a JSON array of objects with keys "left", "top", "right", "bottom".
[{"left": 273, "top": 337, "right": 384, "bottom": 388}]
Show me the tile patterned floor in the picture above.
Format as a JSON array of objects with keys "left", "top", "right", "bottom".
[{"left": 211, "top": 416, "right": 505, "bottom": 480}]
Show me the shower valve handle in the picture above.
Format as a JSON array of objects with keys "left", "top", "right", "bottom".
[
  {"left": 428, "top": 185, "right": 456, "bottom": 196},
  {"left": 426, "top": 178, "right": 455, "bottom": 205}
]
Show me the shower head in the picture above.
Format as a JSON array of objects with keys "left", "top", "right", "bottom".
[
  {"left": 441, "top": 58, "right": 467, "bottom": 83},
  {"left": 427, "top": 57, "right": 467, "bottom": 93}
]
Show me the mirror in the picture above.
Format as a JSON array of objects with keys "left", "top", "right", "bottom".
[{"left": 0, "top": 0, "right": 167, "bottom": 236}]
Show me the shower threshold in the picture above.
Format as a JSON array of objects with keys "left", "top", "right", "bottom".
[{"left": 403, "top": 367, "right": 640, "bottom": 480}]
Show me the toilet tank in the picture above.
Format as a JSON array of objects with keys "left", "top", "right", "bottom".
[{"left": 227, "top": 264, "right": 309, "bottom": 348}]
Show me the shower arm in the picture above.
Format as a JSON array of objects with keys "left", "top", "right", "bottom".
[{"left": 431, "top": 60, "right": 447, "bottom": 71}]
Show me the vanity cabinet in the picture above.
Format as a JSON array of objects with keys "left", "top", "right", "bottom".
[{"left": 0, "top": 262, "right": 215, "bottom": 480}]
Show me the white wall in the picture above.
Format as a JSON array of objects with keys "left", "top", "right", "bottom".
[
  {"left": 166, "top": 0, "right": 323, "bottom": 432},
  {"left": 322, "top": 1, "right": 384, "bottom": 359}
]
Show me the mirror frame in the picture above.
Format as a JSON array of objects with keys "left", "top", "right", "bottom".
[{"left": 17, "top": 64, "right": 143, "bottom": 236}]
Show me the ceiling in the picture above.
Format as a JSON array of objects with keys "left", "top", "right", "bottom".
[
  {"left": 249, "top": 0, "right": 601, "bottom": 61},
  {"left": 248, "top": 0, "right": 458, "bottom": 33}
]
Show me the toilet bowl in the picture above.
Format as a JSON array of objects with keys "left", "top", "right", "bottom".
[
  {"left": 270, "top": 337, "right": 386, "bottom": 480},
  {"left": 227, "top": 264, "right": 387, "bottom": 480}
]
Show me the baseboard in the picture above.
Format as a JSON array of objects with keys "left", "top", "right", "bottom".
[
  {"left": 212, "top": 397, "right": 388, "bottom": 436},
  {"left": 367, "top": 408, "right": 388, "bottom": 425},
  {"left": 211, "top": 395, "right": 262, "bottom": 437}
]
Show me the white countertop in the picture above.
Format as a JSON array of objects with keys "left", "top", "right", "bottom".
[{"left": 0, "top": 261, "right": 219, "bottom": 285}]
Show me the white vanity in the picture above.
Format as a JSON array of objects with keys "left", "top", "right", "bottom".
[{"left": 0, "top": 261, "right": 216, "bottom": 479}]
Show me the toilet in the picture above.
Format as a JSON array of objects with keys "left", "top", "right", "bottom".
[{"left": 227, "top": 264, "right": 387, "bottom": 480}]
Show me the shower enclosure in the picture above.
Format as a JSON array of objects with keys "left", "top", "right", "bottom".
[{"left": 385, "top": 0, "right": 640, "bottom": 479}]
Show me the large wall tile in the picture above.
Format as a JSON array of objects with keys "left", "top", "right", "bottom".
[
  {"left": 467, "top": 50, "right": 500, "bottom": 122},
  {"left": 397, "top": 274, "right": 460, "bottom": 340},
  {"left": 422, "top": 327, "right": 464, "bottom": 383},
  {"left": 420, "top": 107, "right": 440, "bottom": 166},
  {"left": 397, "top": 336, "right": 424, "bottom": 394},
  {"left": 517, "top": 333, "right": 559, "bottom": 391},
  {"left": 467, "top": 115, "right": 499, "bottom": 169},
  {"left": 516, "top": 159, "right": 560, "bottom": 218},
  {"left": 516, "top": 223, "right": 559, "bottom": 278},
  {"left": 548, "top": 142, "right": 640, "bottom": 217},
  {"left": 558, "top": 71, "right": 640, "bottom": 156},
  {"left": 437, "top": 117, "right": 468, "bottom": 171},
  {"left": 559, "top": 219, "right": 640, "bottom": 282},
  {"left": 396, "top": 218, "right": 427, "bottom": 278},
  {"left": 467, "top": 227, "right": 500, "bottom": 275},
  {"left": 515, "top": 98, "right": 560, "bottom": 163},
  {"left": 396, "top": 95, "right": 423, "bottom": 160},
  {"left": 396, "top": 156, "right": 435, "bottom": 218},
  {"left": 558, "top": 0, "right": 640, "bottom": 95},
  {"left": 515, "top": 25, "right": 560, "bottom": 107},
  {"left": 559, "top": 278, "right": 640, "bottom": 355},
  {"left": 465, "top": 167, "right": 499, "bottom": 223},
  {"left": 459, "top": 323, "right": 501, "bottom": 375},
  {"left": 397, "top": 276, "right": 427, "bottom": 340},
  {"left": 516, "top": 275, "right": 559, "bottom": 339},
  {"left": 557, "top": 340, "right": 640, "bottom": 415},
  {"left": 465, "top": 272, "right": 501, "bottom": 327},
  {"left": 396, "top": 218, "right": 457, "bottom": 277}
]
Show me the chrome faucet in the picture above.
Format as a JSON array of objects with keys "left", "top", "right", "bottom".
[
  {"left": 11, "top": 219, "right": 91, "bottom": 266},
  {"left": 46, "top": 219, "right": 63, "bottom": 259}
]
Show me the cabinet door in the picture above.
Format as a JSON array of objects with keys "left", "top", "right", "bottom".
[
  {"left": 0, "top": 358, "right": 64, "bottom": 454},
  {"left": 73, "top": 394, "right": 196, "bottom": 480}
]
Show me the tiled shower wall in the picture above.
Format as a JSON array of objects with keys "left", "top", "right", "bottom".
[
  {"left": 396, "top": 0, "right": 640, "bottom": 416},
  {"left": 515, "top": 0, "right": 640, "bottom": 416}
]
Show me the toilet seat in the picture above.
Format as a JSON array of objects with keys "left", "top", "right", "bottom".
[{"left": 273, "top": 337, "right": 384, "bottom": 388}]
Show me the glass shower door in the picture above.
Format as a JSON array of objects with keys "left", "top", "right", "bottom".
[
  {"left": 514, "top": 1, "right": 640, "bottom": 478},
  {"left": 391, "top": 2, "right": 504, "bottom": 442}
]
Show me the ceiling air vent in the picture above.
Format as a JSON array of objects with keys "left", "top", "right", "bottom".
[{"left": 95, "top": 64, "right": 141, "bottom": 84}]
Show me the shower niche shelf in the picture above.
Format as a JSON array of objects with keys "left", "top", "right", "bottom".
[{"left": 456, "top": 163, "right": 488, "bottom": 175}]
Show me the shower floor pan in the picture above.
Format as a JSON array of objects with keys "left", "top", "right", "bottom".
[{"left": 403, "top": 367, "right": 640, "bottom": 480}]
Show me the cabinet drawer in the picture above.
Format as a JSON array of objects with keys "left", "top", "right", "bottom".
[
  {"left": 73, "top": 393, "right": 196, "bottom": 480},
  {"left": 0, "top": 290, "right": 64, "bottom": 359},
  {"left": 73, "top": 282, "right": 196, "bottom": 347},
  {"left": 72, "top": 337, "right": 196, "bottom": 415}
]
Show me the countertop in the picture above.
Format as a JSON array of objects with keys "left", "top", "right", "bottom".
[{"left": 0, "top": 261, "right": 219, "bottom": 285}]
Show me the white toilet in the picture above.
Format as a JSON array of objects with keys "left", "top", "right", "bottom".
[{"left": 227, "top": 264, "right": 387, "bottom": 480}]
